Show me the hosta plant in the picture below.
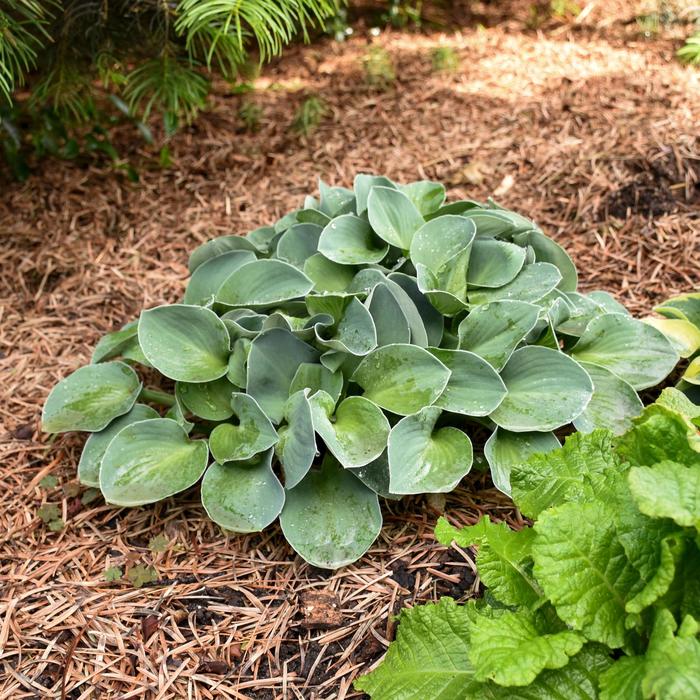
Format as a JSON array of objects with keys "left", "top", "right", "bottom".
[
  {"left": 42, "top": 174, "right": 680, "bottom": 568},
  {"left": 357, "top": 389, "right": 700, "bottom": 699}
]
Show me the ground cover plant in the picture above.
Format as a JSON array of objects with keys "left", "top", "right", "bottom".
[
  {"left": 357, "top": 388, "right": 700, "bottom": 698},
  {"left": 42, "top": 174, "right": 681, "bottom": 568}
]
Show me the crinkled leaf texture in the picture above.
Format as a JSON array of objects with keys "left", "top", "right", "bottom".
[{"left": 43, "top": 175, "right": 682, "bottom": 568}]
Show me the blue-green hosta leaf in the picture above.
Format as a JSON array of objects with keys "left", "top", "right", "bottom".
[
  {"left": 289, "top": 362, "right": 343, "bottom": 404},
  {"left": 586, "top": 290, "right": 630, "bottom": 315},
  {"left": 629, "top": 461, "right": 700, "bottom": 529},
  {"left": 276, "top": 390, "right": 317, "bottom": 489},
  {"left": 353, "top": 173, "right": 396, "bottom": 214},
  {"left": 388, "top": 406, "right": 472, "bottom": 494},
  {"left": 187, "top": 234, "right": 259, "bottom": 272},
  {"left": 91, "top": 321, "right": 138, "bottom": 363},
  {"left": 572, "top": 362, "right": 642, "bottom": 435},
  {"left": 222, "top": 309, "right": 266, "bottom": 340},
  {"left": 138, "top": 304, "right": 230, "bottom": 382},
  {"left": 484, "top": 428, "right": 560, "bottom": 496},
  {"left": 227, "top": 337, "right": 250, "bottom": 388},
  {"left": 468, "top": 609, "right": 585, "bottom": 686},
  {"left": 468, "top": 263, "right": 562, "bottom": 306},
  {"left": 318, "top": 214, "right": 389, "bottom": 265},
  {"left": 175, "top": 376, "right": 235, "bottom": 421},
  {"left": 275, "top": 210, "right": 301, "bottom": 234},
  {"left": 245, "top": 225, "right": 278, "bottom": 252},
  {"left": 388, "top": 272, "right": 443, "bottom": 346},
  {"left": 513, "top": 230, "right": 578, "bottom": 292},
  {"left": 554, "top": 292, "right": 606, "bottom": 337},
  {"left": 398, "top": 180, "right": 446, "bottom": 216},
  {"left": 425, "top": 199, "right": 481, "bottom": 220},
  {"left": 201, "top": 449, "right": 284, "bottom": 533},
  {"left": 275, "top": 223, "right": 323, "bottom": 268},
  {"left": 246, "top": 328, "right": 319, "bottom": 423},
  {"left": 347, "top": 450, "right": 399, "bottom": 499},
  {"left": 616, "top": 405, "right": 700, "bottom": 467},
  {"left": 643, "top": 316, "right": 700, "bottom": 358},
  {"left": 42, "top": 361, "right": 142, "bottom": 433},
  {"left": 488, "top": 346, "right": 593, "bottom": 432},
  {"left": 354, "top": 598, "right": 482, "bottom": 699},
  {"left": 352, "top": 344, "right": 451, "bottom": 416},
  {"left": 599, "top": 656, "right": 646, "bottom": 700},
  {"left": 309, "top": 391, "right": 389, "bottom": 468},
  {"left": 303, "top": 252, "right": 356, "bottom": 292},
  {"left": 208, "top": 393, "right": 278, "bottom": 463},
  {"left": 457, "top": 300, "right": 540, "bottom": 370},
  {"left": 367, "top": 282, "right": 411, "bottom": 346},
  {"left": 532, "top": 500, "right": 646, "bottom": 648},
  {"left": 99, "top": 418, "right": 208, "bottom": 506},
  {"left": 429, "top": 348, "right": 506, "bottom": 416},
  {"left": 435, "top": 516, "right": 541, "bottom": 608},
  {"left": 571, "top": 313, "right": 679, "bottom": 390},
  {"left": 467, "top": 239, "right": 526, "bottom": 288},
  {"left": 280, "top": 458, "right": 382, "bottom": 568},
  {"left": 641, "top": 610, "right": 700, "bottom": 700},
  {"left": 184, "top": 250, "right": 257, "bottom": 306},
  {"left": 77, "top": 403, "right": 159, "bottom": 486},
  {"left": 367, "top": 186, "right": 425, "bottom": 249},
  {"left": 510, "top": 430, "right": 624, "bottom": 518},
  {"left": 297, "top": 207, "right": 331, "bottom": 227},
  {"left": 460, "top": 209, "right": 519, "bottom": 239},
  {"left": 314, "top": 296, "right": 377, "bottom": 355},
  {"left": 410, "top": 215, "right": 476, "bottom": 309},
  {"left": 654, "top": 291, "right": 700, "bottom": 327},
  {"left": 319, "top": 180, "right": 355, "bottom": 217},
  {"left": 216, "top": 258, "right": 314, "bottom": 308}
]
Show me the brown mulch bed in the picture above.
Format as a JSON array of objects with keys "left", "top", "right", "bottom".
[{"left": 1, "top": 3, "right": 699, "bottom": 698}]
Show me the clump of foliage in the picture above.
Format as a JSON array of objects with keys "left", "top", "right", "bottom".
[
  {"left": 0, "top": 0, "right": 337, "bottom": 176},
  {"left": 239, "top": 100, "right": 263, "bottom": 132},
  {"left": 42, "top": 174, "right": 680, "bottom": 568},
  {"left": 357, "top": 389, "right": 700, "bottom": 698},
  {"left": 678, "top": 33, "right": 700, "bottom": 64},
  {"left": 291, "top": 95, "right": 327, "bottom": 136},
  {"left": 363, "top": 46, "right": 396, "bottom": 89},
  {"left": 430, "top": 46, "right": 460, "bottom": 73}
]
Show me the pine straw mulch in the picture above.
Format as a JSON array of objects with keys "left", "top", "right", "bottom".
[{"left": 1, "top": 3, "right": 700, "bottom": 698}]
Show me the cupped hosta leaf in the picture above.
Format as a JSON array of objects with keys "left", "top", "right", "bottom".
[
  {"left": 42, "top": 361, "right": 142, "bottom": 433},
  {"left": 571, "top": 313, "right": 679, "bottom": 390},
  {"left": 208, "top": 393, "right": 278, "bottom": 463},
  {"left": 318, "top": 214, "right": 389, "bottom": 265},
  {"left": 367, "top": 186, "right": 424, "bottom": 249},
  {"left": 175, "top": 377, "right": 236, "bottom": 421},
  {"left": 100, "top": 418, "right": 208, "bottom": 506},
  {"left": 513, "top": 230, "right": 578, "bottom": 292},
  {"left": 78, "top": 403, "right": 159, "bottom": 486},
  {"left": 280, "top": 458, "right": 382, "bottom": 568},
  {"left": 367, "top": 282, "right": 411, "bottom": 346},
  {"left": 289, "top": 362, "right": 343, "bottom": 404},
  {"left": 468, "top": 609, "right": 585, "bottom": 686},
  {"left": 460, "top": 209, "right": 519, "bottom": 238},
  {"left": 654, "top": 291, "right": 700, "bottom": 327},
  {"left": 347, "top": 450, "right": 400, "bottom": 499},
  {"left": 457, "top": 300, "right": 540, "bottom": 371},
  {"left": 554, "top": 292, "right": 606, "bottom": 337},
  {"left": 354, "top": 173, "right": 396, "bottom": 214},
  {"left": 319, "top": 180, "right": 355, "bottom": 217},
  {"left": 201, "top": 449, "right": 285, "bottom": 532},
  {"left": 275, "top": 223, "right": 323, "bottom": 268},
  {"left": 398, "top": 180, "right": 446, "bottom": 216},
  {"left": 468, "top": 262, "right": 562, "bottom": 306},
  {"left": 489, "top": 346, "right": 593, "bottom": 432},
  {"left": 467, "top": 239, "right": 526, "bottom": 288},
  {"left": 587, "top": 290, "right": 629, "bottom": 316},
  {"left": 246, "top": 328, "right": 319, "bottom": 423},
  {"left": 484, "top": 428, "right": 561, "bottom": 496},
  {"left": 227, "top": 337, "right": 250, "bottom": 387},
  {"left": 245, "top": 225, "right": 278, "bottom": 252},
  {"left": 297, "top": 207, "right": 331, "bottom": 227},
  {"left": 315, "top": 296, "right": 377, "bottom": 355},
  {"left": 184, "top": 250, "right": 257, "bottom": 306},
  {"left": 188, "top": 234, "right": 259, "bottom": 272},
  {"left": 91, "top": 321, "right": 138, "bottom": 363},
  {"left": 429, "top": 348, "right": 507, "bottom": 416},
  {"left": 216, "top": 258, "right": 314, "bottom": 308},
  {"left": 388, "top": 272, "right": 444, "bottom": 346},
  {"left": 388, "top": 406, "right": 473, "bottom": 494},
  {"left": 643, "top": 316, "right": 700, "bottom": 359},
  {"left": 303, "top": 252, "right": 356, "bottom": 292},
  {"left": 138, "top": 304, "right": 230, "bottom": 382},
  {"left": 309, "top": 391, "right": 389, "bottom": 468},
  {"left": 628, "top": 461, "right": 700, "bottom": 529},
  {"left": 276, "top": 390, "right": 317, "bottom": 489},
  {"left": 572, "top": 362, "right": 642, "bottom": 436},
  {"left": 352, "top": 344, "right": 451, "bottom": 416},
  {"left": 425, "top": 198, "right": 481, "bottom": 220}
]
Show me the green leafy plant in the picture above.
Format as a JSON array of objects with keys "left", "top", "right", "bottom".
[
  {"left": 678, "top": 33, "right": 700, "bottom": 65},
  {"left": 357, "top": 389, "right": 700, "bottom": 698},
  {"left": 430, "top": 46, "right": 460, "bottom": 73},
  {"left": 291, "top": 95, "right": 327, "bottom": 136},
  {"left": 42, "top": 174, "right": 680, "bottom": 568},
  {"left": 362, "top": 47, "right": 396, "bottom": 90}
]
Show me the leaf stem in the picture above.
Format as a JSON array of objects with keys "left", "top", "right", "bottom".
[{"left": 139, "top": 387, "right": 176, "bottom": 407}]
